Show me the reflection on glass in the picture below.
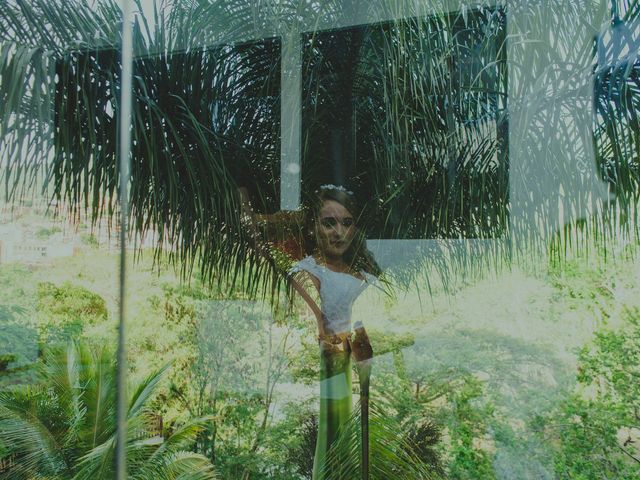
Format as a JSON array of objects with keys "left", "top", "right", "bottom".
[
  {"left": 288, "top": 186, "right": 378, "bottom": 479},
  {"left": 302, "top": 7, "right": 508, "bottom": 239},
  {"left": 2, "top": 2, "right": 640, "bottom": 480},
  {"left": 54, "top": 38, "right": 282, "bottom": 219},
  {"left": 594, "top": 16, "right": 640, "bottom": 199}
]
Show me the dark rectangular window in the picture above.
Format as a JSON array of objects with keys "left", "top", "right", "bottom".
[
  {"left": 302, "top": 7, "right": 508, "bottom": 239},
  {"left": 54, "top": 38, "right": 282, "bottom": 217}
]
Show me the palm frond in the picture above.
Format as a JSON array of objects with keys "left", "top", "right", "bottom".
[
  {"left": 147, "top": 417, "right": 213, "bottom": 459},
  {"left": 0, "top": 387, "right": 69, "bottom": 478},
  {"left": 128, "top": 363, "right": 171, "bottom": 419},
  {"left": 1, "top": 0, "right": 640, "bottom": 296},
  {"left": 0, "top": 342, "right": 217, "bottom": 479},
  {"left": 77, "top": 345, "right": 117, "bottom": 450},
  {"left": 135, "top": 451, "right": 218, "bottom": 480},
  {"left": 320, "top": 400, "right": 442, "bottom": 480}
]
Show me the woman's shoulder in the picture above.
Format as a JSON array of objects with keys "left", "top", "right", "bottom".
[
  {"left": 360, "top": 270, "right": 386, "bottom": 292},
  {"left": 361, "top": 271, "right": 377, "bottom": 283},
  {"left": 288, "top": 255, "right": 322, "bottom": 277}
]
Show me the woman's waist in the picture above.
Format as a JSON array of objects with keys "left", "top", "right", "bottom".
[
  {"left": 319, "top": 321, "right": 370, "bottom": 359},
  {"left": 319, "top": 330, "right": 351, "bottom": 343},
  {"left": 318, "top": 327, "right": 357, "bottom": 352},
  {"left": 318, "top": 331, "right": 351, "bottom": 354},
  {"left": 321, "top": 314, "right": 352, "bottom": 331},
  {"left": 319, "top": 316, "right": 356, "bottom": 350}
]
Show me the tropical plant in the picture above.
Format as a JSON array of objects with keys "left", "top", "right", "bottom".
[
  {"left": 301, "top": 5, "right": 508, "bottom": 241},
  {"left": 0, "top": 0, "right": 291, "bottom": 297},
  {"left": 2, "top": 1, "right": 640, "bottom": 478},
  {"left": 0, "top": 308, "right": 36, "bottom": 380},
  {"left": 0, "top": 266, "right": 39, "bottom": 384},
  {"left": 319, "top": 399, "right": 442, "bottom": 480},
  {"left": 537, "top": 307, "right": 640, "bottom": 479},
  {"left": 284, "top": 411, "right": 319, "bottom": 478},
  {"left": 0, "top": 342, "right": 217, "bottom": 479},
  {"left": 3, "top": 0, "right": 638, "bottom": 293},
  {"left": 36, "top": 281, "right": 109, "bottom": 346}
]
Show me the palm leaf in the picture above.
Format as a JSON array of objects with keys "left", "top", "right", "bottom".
[
  {"left": 77, "top": 345, "right": 118, "bottom": 451},
  {"left": 320, "top": 400, "right": 441, "bottom": 480},
  {"left": 1, "top": 0, "right": 640, "bottom": 296},
  {"left": 0, "top": 342, "right": 217, "bottom": 479},
  {"left": 0, "top": 387, "right": 70, "bottom": 478},
  {"left": 136, "top": 451, "right": 218, "bottom": 480},
  {"left": 146, "top": 417, "right": 213, "bottom": 459},
  {"left": 128, "top": 363, "right": 171, "bottom": 420}
]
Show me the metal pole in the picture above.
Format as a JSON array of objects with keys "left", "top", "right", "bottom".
[
  {"left": 116, "top": 0, "right": 134, "bottom": 478},
  {"left": 353, "top": 323, "right": 372, "bottom": 480},
  {"left": 359, "top": 364, "right": 370, "bottom": 480}
]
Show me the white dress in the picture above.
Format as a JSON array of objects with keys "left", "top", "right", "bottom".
[{"left": 289, "top": 255, "right": 377, "bottom": 335}]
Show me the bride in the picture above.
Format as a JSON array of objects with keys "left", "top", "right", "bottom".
[{"left": 288, "top": 185, "right": 381, "bottom": 480}]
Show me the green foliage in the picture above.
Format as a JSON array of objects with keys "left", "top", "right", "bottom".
[
  {"left": 370, "top": 339, "right": 498, "bottom": 479},
  {"left": 80, "top": 233, "right": 99, "bottom": 247},
  {"left": 2, "top": 0, "right": 632, "bottom": 295},
  {"left": 278, "top": 408, "right": 318, "bottom": 479},
  {"left": 3, "top": 4, "right": 640, "bottom": 478},
  {"left": 538, "top": 308, "right": 640, "bottom": 479},
  {"left": 0, "top": 314, "right": 37, "bottom": 378},
  {"left": 320, "top": 400, "right": 442, "bottom": 480},
  {"left": 301, "top": 5, "right": 508, "bottom": 240},
  {"left": 37, "top": 282, "right": 107, "bottom": 321},
  {"left": 35, "top": 226, "right": 62, "bottom": 239},
  {"left": 288, "top": 336, "right": 321, "bottom": 385},
  {"left": 0, "top": 266, "right": 39, "bottom": 383},
  {"left": 406, "top": 418, "right": 442, "bottom": 471},
  {"left": 577, "top": 308, "right": 640, "bottom": 412},
  {"left": 36, "top": 281, "right": 108, "bottom": 346},
  {"left": 549, "top": 396, "right": 639, "bottom": 479},
  {"left": 0, "top": 341, "right": 217, "bottom": 480},
  {"left": 335, "top": 367, "right": 446, "bottom": 477},
  {"left": 445, "top": 377, "right": 496, "bottom": 480},
  {"left": 367, "top": 330, "right": 415, "bottom": 357},
  {"left": 137, "top": 284, "right": 296, "bottom": 479},
  {"left": 0, "top": 355, "right": 15, "bottom": 372},
  {"left": 0, "top": 265, "right": 35, "bottom": 311}
]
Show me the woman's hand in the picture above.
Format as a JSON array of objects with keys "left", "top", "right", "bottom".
[{"left": 351, "top": 324, "right": 373, "bottom": 363}]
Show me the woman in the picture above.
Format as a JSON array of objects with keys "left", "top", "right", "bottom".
[{"left": 288, "top": 185, "right": 380, "bottom": 480}]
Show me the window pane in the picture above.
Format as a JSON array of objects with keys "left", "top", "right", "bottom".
[{"left": 3, "top": 2, "right": 640, "bottom": 480}]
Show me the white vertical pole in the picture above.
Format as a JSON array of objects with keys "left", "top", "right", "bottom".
[
  {"left": 280, "top": 31, "right": 302, "bottom": 211},
  {"left": 116, "top": 0, "right": 134, "bottom": 478}
]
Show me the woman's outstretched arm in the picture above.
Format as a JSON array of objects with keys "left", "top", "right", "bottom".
[
  {"left": 289, "top": 271, "right": 326, "bottom": 339},
  {"left": 238, "top": 187, "right": 325, "bottom": 336}
]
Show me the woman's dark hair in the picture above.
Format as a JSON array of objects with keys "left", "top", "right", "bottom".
[{"left": 305, "top": 186, "right": 382, "bottom": 277}]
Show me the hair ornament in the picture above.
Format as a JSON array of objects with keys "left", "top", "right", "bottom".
[{"left": 319, "top": 184, "right": 354, "bottom": 195}]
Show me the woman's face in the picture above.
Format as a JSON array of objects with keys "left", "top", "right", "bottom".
[{"left": 315, "top": 199, "right": 356, "bottom": 260}]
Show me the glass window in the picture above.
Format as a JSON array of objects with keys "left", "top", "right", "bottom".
[{"left": 2, "top": 2, "right": 640, "bottom": 480}]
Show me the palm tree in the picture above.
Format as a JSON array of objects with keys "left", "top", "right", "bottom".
[
  {"left": 320, "top": 400, "right": 442, "bottom": 480},
  {"left": 2, "top": 0, "right": 640, "bottom": 476},
  {"left": 1, "top": 0, "right": 639, "bottom": 286},
  {"left": 0, "top": 342, "right": 217, "bottom": 479}
]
